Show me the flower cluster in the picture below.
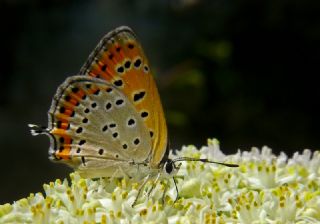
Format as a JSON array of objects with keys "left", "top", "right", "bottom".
[{"left": 1, "top": 139, "right": 320, "bottom": 223}]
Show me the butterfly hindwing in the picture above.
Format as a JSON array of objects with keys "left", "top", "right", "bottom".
[
  {"left": 79, "top": 26, "right": 168, "bottom": 168},
  {"left": 47, "top": 76, "right": 152, "bottom": 176}
]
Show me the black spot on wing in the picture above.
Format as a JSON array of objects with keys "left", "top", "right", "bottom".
[{"left": 133, "top": 91, "right": 145, "bottom": 102}]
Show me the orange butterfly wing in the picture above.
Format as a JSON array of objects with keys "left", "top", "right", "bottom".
[{"left": 79, "top": 26, "right": 168, "bottom": 168}]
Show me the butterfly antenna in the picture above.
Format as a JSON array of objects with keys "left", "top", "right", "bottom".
[
  {"left": 172, "top": 157, "right": 239, "bottom": 167},
  {"left": 28, "top": 124, "right": 50, "bottom": 136}
]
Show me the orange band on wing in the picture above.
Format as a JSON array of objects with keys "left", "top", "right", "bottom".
[{"left": 55, "top": 148, "right": 71, "bottom": 160}]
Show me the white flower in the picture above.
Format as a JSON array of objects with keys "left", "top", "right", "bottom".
[{"left": 1, "top": 139, "right": 320, "bottom": 223}]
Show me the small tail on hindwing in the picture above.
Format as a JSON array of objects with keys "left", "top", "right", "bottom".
[{"left": 28, "top": 124, "right": 50, "bottom": 136}]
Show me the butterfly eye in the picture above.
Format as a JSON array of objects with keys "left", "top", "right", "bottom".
[{"left": 165, "top": 162, "right": 173, "bottom": 174}]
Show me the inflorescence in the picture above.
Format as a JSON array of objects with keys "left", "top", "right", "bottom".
[{"left": 1, "top": 139, "right": 320, "bottom": 223}]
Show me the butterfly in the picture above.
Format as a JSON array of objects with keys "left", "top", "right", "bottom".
[{"left": 29, "top": 26, "right": 238, "bottom": 206}]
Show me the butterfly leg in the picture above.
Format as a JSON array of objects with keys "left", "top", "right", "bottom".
[
  {"left": 173, "top": 176, "right": 180, "bottom": 203},
  {"left": 109, "top": 168, "right": 121, "bottom": 181},
  {"left": 161, "top": 179, "right": 168, "bottom": 204},
  {"left": 132, "top": 174, "right": 151, "bottom": 207},
  {"left": 146, "top": 172, "right": 161, "bottom": 198},
  {"left": 117, "top": 165, "right": 132, "bottom": 179},
  {"left": 104, "top": 167, "right": 131, "bottom": 188}
]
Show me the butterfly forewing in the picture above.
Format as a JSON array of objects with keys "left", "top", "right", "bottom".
[
  {"left": 47, "top": 76, "right": 152, "bottom": 175},
  {"left": 79, "top": 26, "right": 168, "bottom": 168}
]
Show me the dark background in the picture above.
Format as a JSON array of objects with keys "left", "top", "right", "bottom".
[{"left": 1, "top": 0, "right": 319, "bottom": 204}]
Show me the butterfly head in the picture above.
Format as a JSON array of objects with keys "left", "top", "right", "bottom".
[{"left": 161, "top": 159, "right": 182, "bottom": 178}]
